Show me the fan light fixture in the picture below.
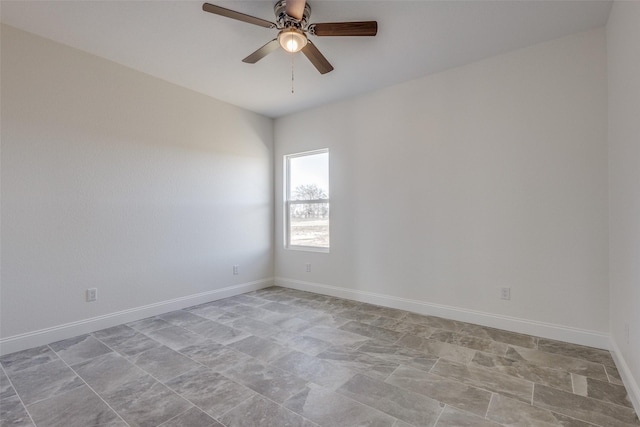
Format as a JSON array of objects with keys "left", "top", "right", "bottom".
[{"left": 278, "top": 28, "right": 307, "bottom": 53}]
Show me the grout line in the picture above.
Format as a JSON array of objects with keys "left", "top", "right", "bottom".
[
  {"left": 603, "top": 363, "right": 613, "bottom": 383},
  {"left": 531, "top": 382, "right": 535, "bottom": 405},
  {"left": 432, "top": 403, "right": 446, "bottom": 426},
  {"left": 94, "top": 312, "right": 319, "bottom": 427},
  {"left": 0, "top": 362, "right": 38, "bottom": 427},
  {"left": 46, "top": 344, "right": 132, "bottom": 427},
  {"left": 87, "top": 335, "right": 227, "bottom": 426},
  {"left": 155, "top": 406, "right": 196, "bottom": 427},
  {"left": 485, "top": 393, "right": 495, "bottom": 419}
]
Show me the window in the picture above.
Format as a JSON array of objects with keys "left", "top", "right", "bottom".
[{"left": 285, "top": 149, "right": 329, "bottom": 251}]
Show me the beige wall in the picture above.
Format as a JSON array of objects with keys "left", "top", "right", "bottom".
[
  {"left": 275, "top": 28, "right": 609, "bottom": 346},
  {"left": 607, "top": 0, "right": 640, "bottom": 411},
  {"left": 0, "top": 25, "right": 274, "bottom": 350}
]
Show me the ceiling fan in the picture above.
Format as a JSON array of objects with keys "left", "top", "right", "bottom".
[{"left": 202, "top": 0, "right": 377, "bottom": 74}]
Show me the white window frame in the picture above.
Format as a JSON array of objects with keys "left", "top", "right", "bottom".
[{"left": 284, "top": 149, "right": 330, "bottom": 252}]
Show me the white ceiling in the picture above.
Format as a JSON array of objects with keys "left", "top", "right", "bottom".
[{"left": 1, "top": 0, "right": 612, "bottom": 118}]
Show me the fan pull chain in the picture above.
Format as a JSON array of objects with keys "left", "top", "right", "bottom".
[{"left": 291, "top": 50, "right": 295, "bottom": 94}]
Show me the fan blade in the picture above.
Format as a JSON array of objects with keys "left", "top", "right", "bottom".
[
  {"left": 301, "top": 41, "right": 334, "bottom": 74},
  {"left": 242, "top": 39, "right": 280, "bottom": 64},
  {"left": 311, "top": 21, "right": 378, "bottom": 37},
  {"left": 202, "top": 3, "right": 275, "bottom": 29},
  {"left": 286, "top": 0, "right": 306, "bottom": 21}
]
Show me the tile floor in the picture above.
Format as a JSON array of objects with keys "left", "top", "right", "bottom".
[{"left": 1, "top": 286, "right": 639, "bottom": 427}]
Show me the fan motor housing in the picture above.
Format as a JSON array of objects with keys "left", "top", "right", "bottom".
[{"left": 274, "top": 0, "right": 311, "bottom": 28}]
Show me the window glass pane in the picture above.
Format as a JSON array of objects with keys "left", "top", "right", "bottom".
[
  {"left": 286, "top": 150, "right": 329, "bottom": 250},
  {"left": 289, "top": 202, "right": 329, "bottom": 248},
  {"left": 289, "top": 152, "right": 329, "bottom": 200}
]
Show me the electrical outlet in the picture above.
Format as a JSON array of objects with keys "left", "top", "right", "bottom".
[
  {"left": 305, "top": 263, "right": 311, "bottom": 273},
  {"left": 86, "top": 288, "right": 97, "bottom": 302},
  {"left": 500, "top": 287, "right": 511, "bottom": 300},
  {"left": 233, "top": 265, "right": 239, "bottom": 275}
]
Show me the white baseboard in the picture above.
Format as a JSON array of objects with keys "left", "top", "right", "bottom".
[
  {"left": 0, "top": 278, "right": 274, "bottom": 356},
  {"left": 274, "top": 277, "right": 610, "bottom": 350},
  {"left": 609, "top": 338, "right": 640, "bottom": 415}
]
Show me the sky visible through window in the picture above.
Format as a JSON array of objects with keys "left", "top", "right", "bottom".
[{"left": 289, "top": 152, "right": 329, "bottom": 198}]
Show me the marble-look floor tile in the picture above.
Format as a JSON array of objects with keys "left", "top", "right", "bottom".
[
  {"left": 487, "top": 393, "right": 597, "bottom": 427},
  {"left": 159, "top": 407, "right": 223, "bottom": 427},
  {"left": 99, "top": 331, "right": 162, "bottom": 359},
  {"left": 223, "top": 294, "right": 270, "bottom": 307},
  {"left": 127, "top": 317, "right": 173, "bottom": 333},
  {"left": 396, "top": 334, "right": 477, "bottom": 364},
  {"left": 431, "top": 358, "right": 534, "bottom": 403},
  {"left": 289, "top": 299, "right": 328, "bottom": 311},
  {"left": 0, "top": 346, "right": 59, "bottom": 374},
  {"left": 258, "top": 293, "right": 300, "bottom": 304},
  {"left": 335, "top": 309, "right": 380, "bottom": 323},
  {"left": 606, "top": 363, "right": 624, "bottom": 385},
  {"left": 285, "top": 383, "right": 396, "bottom": 427},
  {"left": 228, "top": 335, "right": 291, "bottom": 363},
  {"left": 92, "top": 325, "right": 138, "bottom": 347},
  {"left": 0, "top": 394, "right": 34, "bottom": 427},
  {"left": 1, "top": 368, "right": 15, "bottom": 400},
  {"left": 186, "top": 319, "right": 250, "bottom": 344},
  {"left": 165, "top": 367, "right": 255, "bottom": 418},
  {"left": 580, "top": 376, "right": 634, "bottom": 408},
  {"left": 270, "top": 331, "right": 333, "bottom": 356},
  {"left": 206, "top": 298, "right": 248, "bottom": 309},
  {"left": 371, "top": 317, "right": 435, "bottom": 339},
  {"left": 156, "top": 310, "right": 210, "bottom": 328},
  {"left": 262, "top": 301, "right": 306, "bottom": 316},
  {"left": 339, "top": 321, "right": 404, "bottom": 343},
  {"left": 533, "top": 383, "right": 640, "bottom": 426},
  {"left": 26, "top": 385, "right": 121, "bottom": 427},
  {"left": 7, "top": 359, "right": 84, "bottom": 405},
  {"left": 471, "top": 351, "right": 573, "bottom": 392},
  {"left": 302, "top": 326, "right": 369, "bottom": 348},
  {"left": 385, "top": 365, "right": 492, "bottom": 417},
  {"left": 6, "top": 288, "right": 640, "bottom": 427},
  {"left": 303, "top": 312, "right": 351, "bottom": 329},
  {"left": 223, "top": 359, "right": 308, "bottom": 403},
  {"left": 225, "top": 317, "right": 282, "bottom": 338},
  {"left": 107, "top": 376, "right": 192, "bottom": 427},
  {"left": 537, "top": 339, "right": 616, "bottom": 367},
  {"left": 260, "top": 312, "right": 313, "bottom": 333},
  {"left": 49, "top": 334, "right": 113, "bottom": 366},
  {"left": 402, "top": 313, "right": 464, "bottom": 332},
  {"left": 430, "top": 330, "right": 509, "bottom": 356},
  {"left": 316, "top": 347, "right": 399, "bottom": 381},
  {"left": 572, "top": 374, "right": 589, "bottom": 396},
  {"left": 131, "top": 345, "right": 200, "bottom": 382},
  {"left": 506, "top": 346, "right": 609, "bottom": 382},
  {"left": 356, "top": 340, "right": 439, "bottom": 372},
  {"left": 178, "top": 340, "right": 253, "bottom": 372},
  {"left": 458, "top": 324, "right": 538, "bottom": 349},
  {"left": 356, "top": 304, "right": 407, "bottom": 320},
  {"left": 322, "top": 297, "right": 362, "bottom": 311},
  {"left": 184, "top": 303, "right": 234, "bottom": 321},
  {"left": 434, "top": 405, "right": 502, "bottom": 427},
  {"left": 337, "top": 373, "right": 444, "bottom": 427},
  {"left": 271, "top": 351, "right": 356, "bottom": 390},
  {"left": 219, "top": 303, "right": 274, "bottom": 320},
  {"left": 220, "top": 394, "right": 316, "bottom": 427},
  {"left": 73, "top": 352, "right": 149, "bottom": 395},
  {"left": 144, "top": 325, "right": 206, "bottom": 350}
]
